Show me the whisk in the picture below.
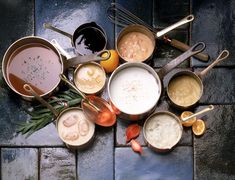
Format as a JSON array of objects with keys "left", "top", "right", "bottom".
[{"left": 107, "top": 3, "right": 209, "bottom": 62}]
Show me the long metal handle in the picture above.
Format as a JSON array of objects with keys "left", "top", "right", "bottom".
[
  {"left": 23, "top": 84, "right": 58, "bottom": 117},
  {"left": 198, "top": 50, "right": 229, "bottom": 78},
  {"left": 181, "top": 105, "right": 214, "bottom": 122},
  {"left": 158, "top": 42, "right": 206, "bottom": 79},
  {"left": 156, "top": 15, "right": 194, "bottom": 38},
  {"left": 51, "top": 39, "right": 72, "bottom": 59},
  {"left": 44, "top": 23, "right": 73, "bottom": 40},
  {"left": 64, "top": 50, "right": 111, "bottom": 68}
]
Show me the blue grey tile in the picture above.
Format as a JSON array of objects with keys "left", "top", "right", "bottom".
[
  {"left": 115, "top": 146, "right": 193, "bottom": 180},
  {"left": 77, "top": 126, "right": 114, "bottom": 180},
  {"left": 195, "top": 68, "right": 235, "bottom": 104},
  {"left": 36, "top": 0, "right": 114, "bottom": 55},
  {"left": 153, "top": 0, "right": 190, "bottom": 29},
  {"left": 194, "top": 105, "right": 235, "bottom": 180},
  {"left": 0, "top": 90, "right": 63, "bottom": 146},
  {"left": 0, "top": 0, "right": 34, "bottom": 60},
  {"left": 1, "top": 148, "right": 38, "bottom": 180},
  {"left": 40, "top": 148, "right": 76, "bottom": 180},
  {"left": 191, "top": 0, "right": 235, "bottom": 66}
]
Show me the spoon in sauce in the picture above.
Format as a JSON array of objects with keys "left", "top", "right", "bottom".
[
  {"left": 180, "top": 105, "right": 214, "bottom": 122},
  {"left": 60, "top": 74, "right": 116, "bottom": 127}
]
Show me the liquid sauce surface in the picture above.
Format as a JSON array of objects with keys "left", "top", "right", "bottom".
[
  {"left": 110, "top": 67, "right": 160, "bottom": 114},
  {"left": 145, "top": 114, "right": 182, "bottom": 149},
  {"left": 7, "top": 43, "right": 62, "bottom": 96},
  {"left": 57, "top": 109, "right": 95, "bottom": 146},
  {"left": 75, "top": 27, "right": 106, "bottom": 55},
  {"left": 74, "top": 63, "right": 106, "bottom": 94},
  {"left": 168, "top": 75, "right": 201, "bottom": 106},
  {"left": 118, "top": 32, "right": 154, "bottom": 62}
]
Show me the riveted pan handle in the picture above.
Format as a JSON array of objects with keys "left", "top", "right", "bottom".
[
  {"left": 44, "top": 23, "right": 73, "bottom": 40},
  {"left": 64, "top": 50, "right": 111, "bottom": 68},
  {"left": 198, "top": 50, "right": 229, "bottom": 79},
  {"left": 156, "top": 15, "right": 194, "bottom": 38},
  {"left": 158, "top": 42, "right": 206, "bottom": 79}
]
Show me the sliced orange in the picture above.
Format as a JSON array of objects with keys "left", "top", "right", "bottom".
[
  {"left": 100, "top": 50, "right": 119, "bottom": 73},
  {"left": 180, "top": 111, "right": 197, "bottom": 127},
  {"left": 192, "top": 119, "right": 206, "bottom": 136}
]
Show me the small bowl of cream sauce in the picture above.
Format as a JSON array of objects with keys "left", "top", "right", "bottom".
[{"left": 143, "top": 111, "right": 183, "bottom": 152}]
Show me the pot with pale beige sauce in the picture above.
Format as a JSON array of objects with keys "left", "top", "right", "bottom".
[
  {"left": 167, "top": 50, "right": 229, "bottom": 109},
  {"left": 143, "top": 111, "right": 183, "bottom": 152},
  {"left": 108, "top": 42, "right": 205, "bottom": 120},
  {"left": 116, "top": 15, "right": 194, "bottom": 62}
]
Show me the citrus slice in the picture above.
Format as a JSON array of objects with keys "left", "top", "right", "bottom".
[
  {"left": 100, "top": 50, "right": 119, "bottom": 73},
  {"left": 180, "top": 111, "right": 197, "bottom": 127},
  {"left": 192, "top": 119, "right": 206, "bottom": 136}
]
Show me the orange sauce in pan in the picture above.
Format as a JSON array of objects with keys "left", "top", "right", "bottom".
[{"left": 6, "top": 43, "right": 62, "bottom": 96}]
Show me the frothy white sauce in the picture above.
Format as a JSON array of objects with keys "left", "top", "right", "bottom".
[
  {"left": 109, "top": 67, "right": 160, "bottom": 114},
  {"left": 145, "top": 114, "right": 182, "bottom": 149}
]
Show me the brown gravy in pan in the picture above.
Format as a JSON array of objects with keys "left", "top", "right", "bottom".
[{"left": 6, "top": 43, "right": 62, "bottom": 96}]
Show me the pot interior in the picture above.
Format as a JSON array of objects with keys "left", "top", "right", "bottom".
[
  {"left": 108, "top": 62, "right": 161, "bottom": 115},
  {"left": 116, "top": 24, "right": 155, "bottom": 62},
  {"left": 143, "top": 111, "right": 183, "bottom": 150},
  {"left": 167, "top": 71, "right": 203, "bottom": 107},
  {"left": 3, "top": 37, "right": 63, "bottom": 97},
  {"left": 57, "top": 107, "right": 95, "bottom": 147}
]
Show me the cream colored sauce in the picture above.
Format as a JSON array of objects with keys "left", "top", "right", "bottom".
[
  {"left": 57, "top": 109, "right": 95, "bottom": 146},
  {"left": 145, "top": 114, "right": 182, "bottom": 149},
  {"left": 168, "top": 75, "right": 201, "bottom": 106},
  {"left": 118, "top": 32, "right": 154, "bottom": 62},
  {"left": 110, "top": 67, "right": 160, "bottom": 114},
  {"left": 74, "top": 63, "right": 106, "bottom": 94}
]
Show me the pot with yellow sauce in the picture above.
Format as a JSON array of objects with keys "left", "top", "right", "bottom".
[
  {"left": 167, "top": 50, "right": 229, "bottom": 109},
  {"left": 74, "top": 62, "right": 106, "bottom": 95}
]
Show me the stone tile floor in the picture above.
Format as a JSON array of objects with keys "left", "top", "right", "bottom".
[{"left": 0, "top": 0, "right": 234, "bottom": 179}]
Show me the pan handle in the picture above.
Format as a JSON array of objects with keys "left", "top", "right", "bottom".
[
  {"left": 163, "top": 36, "right": 209, "bottom": 62},
  {"left": 156, "top": 15, "right": 194, "bottom": 38},
  {"left": 158, "top": 42, "right": 206, "bottom": 79},
  {"left": 198, "top": 50, "right": 229, "bottom": 78},
  {"left": 44, "top": 23, "right": 73, "bottom": 40},
  {"left": 64, "top": 50, "right": 111, "bottom": 68},
  {"left": 181, "top": 105, "right": 214, "bottom": 122},
  {"left": 23, "top": 84, "right": 59, "bottom": 117},
  {"left": 51, "top": 39, "right": 72, "bottom": 59}
]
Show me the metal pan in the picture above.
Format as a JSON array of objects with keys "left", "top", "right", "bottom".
[
  {"left": 108, "top": 42, "right": 205, "bottom": 120},
  {"left": 167, "top": 50, "right": 229, "bottom": 109},
  {"left": 2, "top": 36, "right": 110, "bottom": 100},
  {"left": 143, "top": 105, "right": 214, "bottom": 152},
  {"left": 116, "top": 15, "right": 194, "bottom": 62},
  {"left": 107, "top": 3, "right": 209, "bottom": 62},
  {"left": 44, "top": 22, "right": 107, "bottom": 55},
  {"left": 23, "top": 84, "right": 95, "bottom": 150}
]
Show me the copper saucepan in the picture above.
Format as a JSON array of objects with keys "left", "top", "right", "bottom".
[
  {"left": 2, "top": 36, "right": 110, "bottom": 101},
  {"left": 116, "top": 15, "right": 194, "bottom": 62},
  {"left": 108, "top": 42, "right": 205, "bottom": 120},
  {"left": 167, "top": 50, "right": 229, "bottom": 109}
]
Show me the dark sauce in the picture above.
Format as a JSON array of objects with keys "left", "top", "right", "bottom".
[
  {"left": 74, "top": 27, "right": 106, "bottom": 55},
  {"left": 7, "top": 43, "right": 62, "bottom": 96}
]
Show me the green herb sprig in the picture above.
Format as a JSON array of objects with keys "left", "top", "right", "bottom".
[{"left": 17, "top": 88, "right": 82, "bottom": 137}]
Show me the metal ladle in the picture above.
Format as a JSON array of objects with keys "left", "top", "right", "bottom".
[{"left": 181, "top": 105, "right": 214, "bottom": 122}]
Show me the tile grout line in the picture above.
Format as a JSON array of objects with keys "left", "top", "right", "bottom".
[{"left": 38, "top": 147, "right": 41, "bottom": 180}]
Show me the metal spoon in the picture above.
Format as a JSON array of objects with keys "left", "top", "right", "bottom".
[{"left": 181, "top": 105, "right": 214, "bottom": 122}]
